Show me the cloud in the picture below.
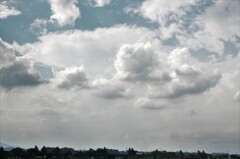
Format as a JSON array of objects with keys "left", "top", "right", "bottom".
[
  {"left": 30, "top": 18, "right": 49, "bottom": 35},
  {"left": 114, "top": 42, "right": 169, "bottom": 82},
  {"left": 138, "top": 0, "right": 198, "bottom": 25},
  {"left": 0, "top": 38, "right": 15, "bottom": 66},
  {"left": 0, "top": 58, "right": 44, "bottom": 89},
  {"left": 0, "top": 39, "right": 44, "bottom": 89},
  {"left": 0, "top": 2, "right": 21, "bottom": 19},
  {"left": 134, "top": 97, "right": 165, "bottom": 110},
  {"left": 234, "top": 91, "right": 240, "bottom": 101},
  {"left": 94, "top": 85, "right": 131, "bottom": 99},
  {"left": 92, "top": 78, "right": 132, "bottom": 99},
  {"left": 114, "top": 43, "right": 221, "bottom": 99},
  {"left": 48, "top": 0, "right": 80, "bottom": 26},
  {"left": 136, "top": 0, "right": 240, "bottom": 54},
  {"left": 19, "top": 25, "right": 156, "bottom": 75},
  {"left": 52, "top": 66, "right": 89, "bottom": 89},
  {"left": 196, "top": 0, "right": 240, "bottom": 42},
  {"left": 176, "top": 30, "right": 225, "bottom": 54},
  {"left": 94, "top": 0, "right": 111, "bottom": 7},
  {"left": 148, "top": 48, "right": 221, "bottom": 98}
]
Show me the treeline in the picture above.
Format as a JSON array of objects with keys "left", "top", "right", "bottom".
[{"left": 0, "top": 146, "right": 239, "bottom": 159}]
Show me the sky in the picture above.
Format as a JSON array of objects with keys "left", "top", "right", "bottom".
[{"left": 0, "top": 0, "right": 239, "bottom": 154}]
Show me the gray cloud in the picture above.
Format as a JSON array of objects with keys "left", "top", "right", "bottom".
[
  {"left": 149, "top": 48, "right": 221, "bottom": 98},
  {"left": 0, "top": 59, "right": 44, "bottom": 89},
  {"left": 0, "top": 38, "right": 15, "bottom": 66},
  {"left": 115, "top": 42, "right": 171, "bottom": 82},
  {"left": 52, "top": 66, "right": 90, "bottom": 89},
  {"left": 94, "top": 85, "right": 131, "bottom": 99},
  {"left": 115, "top": 43, "right": 221, "bottom": 99},
  {"left": 0, "top": 39, "right": 44, "bottom": 89}
]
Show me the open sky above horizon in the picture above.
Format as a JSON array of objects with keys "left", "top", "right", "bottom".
[{"left": 0, "top": 0, "right": 239, "bottom": 153}]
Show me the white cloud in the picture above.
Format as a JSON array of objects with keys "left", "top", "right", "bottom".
[
  {"left": 136, "top": 0, "right": 240, "bottom": 54},
  {"left": 176, "top": 0, "right": 240, "bottom": 54},
  {"left": 30, "top": 18, "right": 49, "bottom": 35},
  {"left": 138, "top": 0, "right": 198, "bottom": 25},
  {"left": 196, "top": 0, "right": 240, "bottom": 42},
  {"left": 0, "top": 2, "right": 21, "bottom": 19},
  {"left": 48, "top": 0, "right": 80, "bottom": 26},
  {"left": 94, "top": 0, "right": 111, "bottom": 7},
  {"left": 176, "top": 31, "right": 225, "bottom": 54},
  {"left": 114, "top": 42, "right": 170, "bottom": 82}
]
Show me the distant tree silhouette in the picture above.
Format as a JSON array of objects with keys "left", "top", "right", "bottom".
[
  {"left": 11, "top": 147, "right": 26, "bottom": 158},
  {"left": 41, "top": 146, "right": 47, "bottom": 157},
  {"left": 0, "top": 147, "right": 6, "bottom": 159},
  {"left": 34, "top": 145, "right": 39, "bottom": 155},
  {"left": 179, "top": 150, "right": 184, "bottom": 159},
  {"left": 55, "top": 146, "right": 61, "bottom": 158},
  {"left": 128, "top": 148, "right": 137, "bottom": 156},
  {"left": 26, "top": 145, "right": 40, "bottom": 157}
]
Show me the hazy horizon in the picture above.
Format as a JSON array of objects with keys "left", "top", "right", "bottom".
[{"left": 0, "top": 0, "right": 239, "bottom": 154}]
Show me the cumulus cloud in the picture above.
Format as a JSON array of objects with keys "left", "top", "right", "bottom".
[
  {"left": 94, "top": 0, "right": 111, "bottom": 7},
  {"left": 52, "top": 66, "right": 89, "bottom": 89},
  {"left": 48, "top": 0, "right": 80, "bottom": 26},
  {"left": 0, "top": 39, "right": 44, "bottom": 89},
  {"left": 115, "top": 42, "right": 171, "bottom": 82},
  {"left": 114, "top": 43, "right": 221, "bottom": 99},
  {"left": 0, "top": 2, "right": 21, "bottom": 19},
  {"left": 149, "top": 48, "right": 221, "bottom": 98}
]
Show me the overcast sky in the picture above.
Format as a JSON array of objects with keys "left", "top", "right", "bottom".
[{"left": 0, "top": 0, "right": 239, "bottom": 153}]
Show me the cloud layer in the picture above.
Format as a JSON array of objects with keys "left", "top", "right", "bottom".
[{"left": 0, "top": 0, "right": 239, "bottom": 153}]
